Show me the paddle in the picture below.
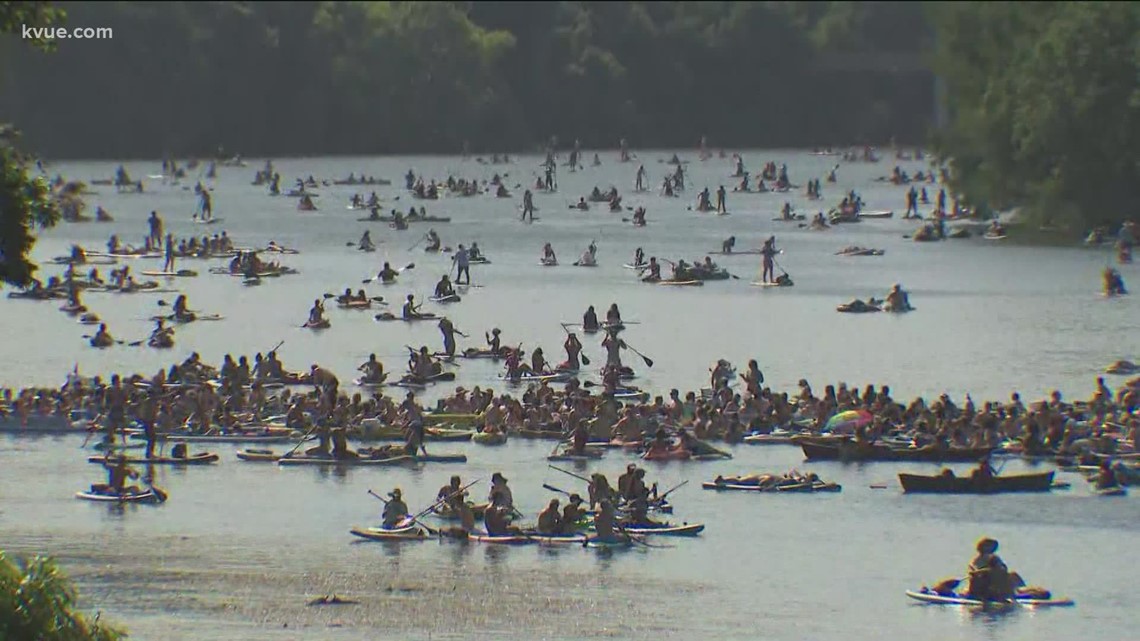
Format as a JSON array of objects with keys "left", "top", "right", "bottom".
[
  {"left": 657, "top": 479, "right": 689, "bottom": 501},
  {"left": 542, "top": 483, "right": 572, "bottom": 497},
  {"left": 548, "top": 463, "right": 593, "bottom": 485},
  {"left": 414, "top": 478, "right": 483, "bottom": 534},
  {"left": 558, "top": 323, "right": 591, "bottom": 366},
  {"left": 621, "top": 341, "right": 655, "bottom": 368},
  {"left": 366, "top": 488, "right": 438, "bottom": 535},
  {"left": 282, "top": 424, "right": 321, "bottom": 460}
]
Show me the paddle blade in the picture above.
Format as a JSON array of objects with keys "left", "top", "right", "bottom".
[
  {"left": 642, "top": 356, "right": 655, "bottom": 368},
  {"left": 404, "top": 263, "right": 416, "bottom": 270},
  {"left": 581, "top": 354, "right": 591, "bottom": 365}
]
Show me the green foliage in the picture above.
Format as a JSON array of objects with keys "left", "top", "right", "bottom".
[
  {"left": 0, "top": 1, "right": 65, "bottom": 288},
  {"left": 930, "top": 2, "right": 1140, "bottom": 230},
  {"left": 0, "top": 0, "right": 66, "bottom": 50},
  {"left": 0, "top": 551, "right": 125, "bottom": 641},
  {"left": 1, "top": 1, "right": 935, "bottom": 156}
]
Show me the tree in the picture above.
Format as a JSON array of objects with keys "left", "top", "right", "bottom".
[
  {"left": 929, "top": 2, "right": 1140, "bottom": 230},
  {"left": 0, "top": 551, "right": 125, "bottom": 641},
  {"left": 0, "top": 1, "right": 65, "bottom": 288}
]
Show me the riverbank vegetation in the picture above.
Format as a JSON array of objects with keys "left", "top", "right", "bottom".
[{"left": 0, "top": 550, "right": 125, "bottom": 641}]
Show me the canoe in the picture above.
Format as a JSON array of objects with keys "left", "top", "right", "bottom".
[
  {"left": 798, "top": 439, "right": 994, "bottom": 463},
  {"left": 337, "top": 300, "right": 372, "bottom": 310},
  {"left": 472, "top": 431, "right": 507, "bottom": 445},
  {"left": 349, "top": 525, "right": 428, "bottom": 542},
  {"left": 87, "top": 453, "right": 219, "bottom": 465},
  {"left": 905, "top": 589, "right": 1074, "bottom": 608},
  {"left": 898, "top": 471, "right": 1054, "bottom": 494},
  {"left": 617, "top": 522, "right": 704, "bottom": 536},
  {"left": 76, "top": 488, "right": 165, "bottom": 503},
  {"left": 277, "top": 455, "right": 413, "bottom": 467}
]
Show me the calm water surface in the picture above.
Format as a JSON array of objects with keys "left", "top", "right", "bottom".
[{"left": 1, "top": 151, "right": 1137, "bottom": 640}]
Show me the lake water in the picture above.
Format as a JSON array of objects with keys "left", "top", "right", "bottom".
[{"left": 1, "top": 151, "right": 1137, "bottom": 640}]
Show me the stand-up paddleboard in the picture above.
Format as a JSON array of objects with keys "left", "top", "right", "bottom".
[
  {"left": 194, "top": 217, "right": 224, "bottom": 225},
  {"left": 140, "top": 270, "right": 197, "bottom": 277},
  {"left": 751, "top": 281, "right": 791, "bottom": 287},
  {"left": 658, "top": 280, "right": 702, "bottom": 287},
  {"left": 708, "top": 250, "right": 762, "bottom": 256},
  {"left": 905, "top": 590, "right": 1074, "bottom": 608},
  {"left": 983, "top": 234, "right": 1008, "bottom": 241}
]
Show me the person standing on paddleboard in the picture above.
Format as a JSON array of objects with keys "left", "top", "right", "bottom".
[
  {"left": 453, "top": 244, "right": 471, "bottom": 284},
  {"left": 760, "top": 236, "right": 778, "bottom": 283}
]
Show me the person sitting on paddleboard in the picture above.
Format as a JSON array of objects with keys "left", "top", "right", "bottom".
[
  {"left": 402, "top": 295, "right": 426, "bottom": 321},
  {"left": 425, "top": 229, "right": 441, "bottom": 251},
  {"left": 101, "top": 456, "right": 139, "bottom": 495},
  {"left": 542, "top": 242, "right": 557, "bottom": 264},
  {"left": 632, "top": 207, "right": 647, "bottom": 226},
  {"left": 485, "top": 328, "right": 503, "bottom": 355},
  {"left": 967, "top": 538, "right": 1015, "bottom": 602},
  {"left": 377, "top": 262, "right": 399, "bottom": 284},
  {"left": 558, "top": 494, "right": 586, "bottom": 534},
  {"left": 149, "top": 319, "right": 174, "bottom": 348},
  {"left": 172, "top": 294, "right": 193, "bottom": 321},
  {"left": 643, "top": 257, "right": 661, "bottom": 282},
  {"left": 382, "top": 488, "right": 409, "bottom": 528},
  {"left": 537, "top": 499, "right": 562, "bottom": 535},
  {"left": 484, "top": 491, "right": 522, "bottom": 536},
  {"left": 437, "top": 475, "right": 466, "bottom": 504},
  {"left": 434, "top": 275, "right": 456, "bottom": 299},
  {"left": 605, "top": 304, "right": 622, "bottom": 327},
  {"left": 358, "top": 354, "right": 384, "bottom": 384},
  {"left": 885, "top": 284, "right": 910, "bottom": 311},
  {"left": 582, "top": 306, "right": 600, "bottom": 332}
]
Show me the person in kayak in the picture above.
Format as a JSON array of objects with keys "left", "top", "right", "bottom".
[
  {"left": 358, "top": 354, "right": 385, "bottom": 384},
  {"left": 90, "top": 323, "right": 114, "bottom": 348},
  {"left": 437, "top": 317, "right": 467, "bottom": 358},
  {"left": 308, "top": 299, "right": 326, "bottom": 326},
  {"left": 358, "top": 230, "right": 374, "bottom": 251},
  {"left": 582, "top": 306, "right": 600, "bottom": 332},
  {"left": 562, "top": 332, "right": 583, "bottom": 371},
  {"left": 149, "top": 318, "right": 175, "bottom": 348},
  {"left": 542, "top": 242, "right": 557, "bottom": 265},
  {"left": 434, "top": 275, "right": 456, "bottom": 299},
  {"left": 382, "top": 488, "right": 409, "bottom": 528},
  {"left": 721, "top": 236, "right": 736, "bottom": 254},
  {"left": 966, "top": 538, "right": 1015, "bottom": 602},
  {"left": 377, "top": 262, "right": 399, "bottom": 283},
  {"left": 537, "top": 499, "right": 563, "bottom": 535}
]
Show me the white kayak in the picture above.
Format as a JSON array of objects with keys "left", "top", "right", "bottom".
[{"left": 905, "top": 590, "right": 1074, "bottom": 608}]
